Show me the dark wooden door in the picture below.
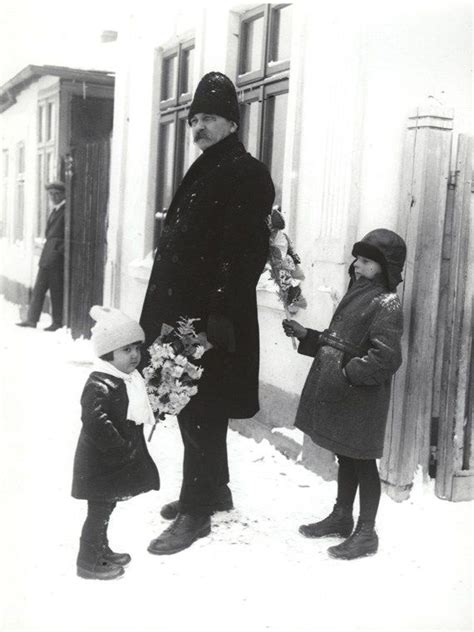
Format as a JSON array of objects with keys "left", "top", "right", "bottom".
[{"left": 64, "top": 138, "right": 110, "bottom": 339}]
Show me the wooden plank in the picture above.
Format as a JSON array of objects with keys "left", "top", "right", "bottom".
[
  {"left": 452, "top": 472, "right": 474, "bottom": 502},
  {"left": 68, "top": 139, "right": 110, "bottom": 339},
  {"left": 380, "top": 120, "right": 418, "bottom": 497},
  {"left": 380, "top": 105, "right": 453, "bottom": 499},
  {"left": 435, "top": 135, "right": 473, "bottom": 500}
]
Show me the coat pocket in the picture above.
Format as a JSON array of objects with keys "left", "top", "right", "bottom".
[{"left": 316, "top": 348, "right": 353, "bottom": 402}]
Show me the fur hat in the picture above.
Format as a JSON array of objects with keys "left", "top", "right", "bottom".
[
  {"left": 89, "top": 305, "right": 145, "bottom": 357},
  {"left": 188, "top": 71, "right": 240, "bottom": 126},
  {"left": 351, "top": 228, "right": 407, "bottom": 291}
]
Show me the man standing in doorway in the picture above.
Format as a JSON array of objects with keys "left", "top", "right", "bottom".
[
  {"left": 140, "top": 72, "right": 275, "bottom": 554},
  {"left": 17, "top": 181, "right": 66, "bottom": 331}
]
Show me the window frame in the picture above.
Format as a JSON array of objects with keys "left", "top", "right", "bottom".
[
  {"left": 266, "top": 3, "right": 292, "bottom": 77},
  {"left": 1, "top": 149, "right": 8, "bottom": 238},
  {"left": 37, "top": 95, "right": 58, "bottom": 240},
  {"left": 236, "top": 5, "right": 292, "bottom": 208},
  {"left": 154, "top": 37, "right": 195, "bottom": 247},
  {"left": 14, "top": 141, "right": 26, "bottom": 242},
  {"left": 237, "top": 3, "right": 291, "bottom": 86}
]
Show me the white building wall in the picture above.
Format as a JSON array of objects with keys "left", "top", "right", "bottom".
[
  {"left": 357, "top": 2, "right": 472, "bottom": 235},
  {"left": 0, "top": 75, "right": 60, "bottom": 291}
]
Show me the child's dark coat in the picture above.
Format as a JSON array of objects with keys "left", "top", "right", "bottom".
[
  {"left": 72, "top": 372, "right": 160, "bottom": 501},
  {"left": 295, "top": 229, "right": 406, "bottom": 460}
]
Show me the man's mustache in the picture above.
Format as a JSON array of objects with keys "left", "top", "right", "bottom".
[{"left": 194, "top": 132, "right": 209, "bottom": 141}]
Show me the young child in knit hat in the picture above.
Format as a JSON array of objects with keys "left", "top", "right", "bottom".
[
  {"left": 283, "top": 228, "right": 406, "bottom": 560},
  {"left": 71, "top": 306, "right": 160, "bottom": 580}
]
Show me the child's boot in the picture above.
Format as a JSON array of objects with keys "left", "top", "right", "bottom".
[
  {"left": 327, "top": 520, "right": 378, "bottom": 560},
  {"left": 76, "top": 538, "right": 125, "bottom": 580},
  {"left": 102, "top": 533, "right": 132, "bottom": 567},
  {"left": 299, "top": 504, "right": 354, "bottom": 538}
]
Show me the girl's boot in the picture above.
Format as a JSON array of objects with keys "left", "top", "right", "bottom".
[
  {"left": 299, "top": 504, "right": 354, "bottom": 538},
  {"left": 327, "top": 520, "right": 378, "bottom": 559},
  {"left": 102, "top": 533, "right": 132, "bottom": 567},
  {"left": 76, "top": 538, "right": 125, "bottom": 580}
]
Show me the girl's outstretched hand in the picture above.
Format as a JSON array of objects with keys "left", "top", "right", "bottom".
[{"left": 282, "top": 319, "right": 307, "bottom": 340}]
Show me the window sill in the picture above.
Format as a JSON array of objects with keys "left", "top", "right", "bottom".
[
  {"left": 128, "top": 251, "right": 154, "bottom": 283},
  {"left": 257, "top": 286, "right": 284, "bottom": 312},
  {"left": 128, "top": 254, "right": 285, "bottom": 310}
]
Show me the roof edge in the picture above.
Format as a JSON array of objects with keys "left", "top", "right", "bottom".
[{"left": 0, "top": 65, "right": 115, "bottom": 113}]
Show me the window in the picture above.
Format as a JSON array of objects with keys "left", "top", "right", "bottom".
[
  {"left": 237, "top": 4, "right": 292, "bottom": 206},
  {"left": 14, "top": 142, "right": 25, "bottom": 242},
  {"left": 37, "top": 97, "right": 57, "bottom": 238},
  {"left": 1, "top": 149, "right": 8, "bottom": 237},
  {"left": 154, "top": 38, "right": 195, "bottom": 246}
]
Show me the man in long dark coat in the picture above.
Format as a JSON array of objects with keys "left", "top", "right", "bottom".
[
  {"left": 17, "top": 181, "right": 66, "bottom": 331},
  {"left": 140, "top": 72, "right": 275, "bottom": 554}
]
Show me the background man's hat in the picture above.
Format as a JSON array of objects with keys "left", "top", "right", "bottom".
[
  {"left": 188, "top": 71, "right": 240, "bottom": 126},
  {"left": 45, "top": 181, "right": 65, "bottom": 192}
]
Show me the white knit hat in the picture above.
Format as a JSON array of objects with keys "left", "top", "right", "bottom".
[{"left": 89, "top": 305, "right": 145, "bottom": 357}]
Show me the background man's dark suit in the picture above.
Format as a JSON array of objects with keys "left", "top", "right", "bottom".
[{"left": 18, "top": 182, "right": 66, "bottom": 330}]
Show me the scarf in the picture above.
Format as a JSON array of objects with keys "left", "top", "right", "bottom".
[{"left": 93, "top": 359, "right": 155, "bottom": 426}]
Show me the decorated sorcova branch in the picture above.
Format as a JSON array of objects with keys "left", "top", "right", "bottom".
[{"left": 258, "top": 206, "right": 307, "bottom": 315}]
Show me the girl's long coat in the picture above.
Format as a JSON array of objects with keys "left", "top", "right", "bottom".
[
  {"left": 295, "top": 276, "right": 403, "bottom": 459},
  {"left": 140, "top": 133, "right": 275, "bottom": 419},
  {"left": 72, "top": 372, "right": 160, "bottom": 501}
]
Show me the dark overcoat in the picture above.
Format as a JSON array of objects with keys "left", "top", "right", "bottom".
[
  {"left": 39, "top": 201, "right": 65, "bottom": 269},
  {"left": 295, "top": 276, "right": 403, "bottom": 459},
  {"left": 72, "top": 372, "right": 160, "bottom": 501},
  {"left": 140, "top": 133, "right": 275, "bottom": 419}
]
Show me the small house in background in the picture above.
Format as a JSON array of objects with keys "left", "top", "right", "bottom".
[{"left": 0, "top": 64, "right": 114, "bottom": 334}]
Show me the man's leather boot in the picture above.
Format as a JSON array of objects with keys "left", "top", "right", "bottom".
[
  {"left": 327, "top": 520, "right": 378, "bottom": 560},
  {"left": 76, "top": 538, "right": 125, "bottom": 580},
  {"left": 299, "top": 504, "right": 354, "bottom": 538},
  {"left": 160, "top": 486, "right": 233, "bottom": 520},
  {"left": 148, "top": 513, "right": 211, "bottom": 555}
]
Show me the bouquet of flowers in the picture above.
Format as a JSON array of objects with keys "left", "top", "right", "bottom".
[
  {"left": 143, "top": 318, "right": 211, "bottom": 440},
  {"left": 258, "top": 206, "right": 307, "bottom": 346}
]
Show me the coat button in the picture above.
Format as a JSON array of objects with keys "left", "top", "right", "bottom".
[
  {"left": 334, "top": 315, "right": 342, "bottom": 321},
  {"left": 167, "top": 288, "right": 173, "bottom": 296},
  {"left": 156, "top": 254, "right": 162, "bottom": 262},
  {"left": 171, "top": 254, "right": 179, "bottom": 263},
  {"left": 181, "top": 225, "right": 188, "bottom": 233}
]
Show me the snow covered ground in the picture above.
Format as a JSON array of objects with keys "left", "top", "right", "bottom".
[{"left": 0, "top": 297, "right": 472, "bottom": 632}]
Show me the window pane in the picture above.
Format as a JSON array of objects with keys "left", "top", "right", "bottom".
[
  {"left": 157, "top": 121, "right": 176, "bottom": 211},
  {"left": 18, "top": 144, "right": 25, "bottom": 174},
  {"left": 263, "top": 92, "right": 288, "bottom": 205},
  {"left": 240, "top": 15, "right": 264, "bottom": 74},
  {"left": 47, "top": 102, "right": 54, "bottom": 141},
  {"left": 38, "top": 105, "right": 44, "bottom": 143},
  {"left": 180, "top": 47, "right": 194, "bottom": 96},
  {"left": 162, "top": 55, "right": 177, "bottom": 101},
  {"left": 1, "top": 151, "right": 7, "bottom": 237},
  {"left": 37, "top": 153, "right": 45, "bottom": 238},
  {"left": 46, "top": 152, "right": 54, "bottom": 180},
  {"left": 239, "top": 100, "right": 259, "bottom": 157},
  {"left": 15, "top": 182, "right": 24, "bottom": 241},
  {"left": 175, "top": 118, "right": 191, "bottom": 183},
  {"left": 269, "top": 6, "right": 292, "bottom": 63},
  {"left": 2, "top": 149, "right": 8, "bottom": 178}
]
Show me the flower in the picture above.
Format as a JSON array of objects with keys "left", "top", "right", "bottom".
[{"left": 144, "top": 317, "right": 210, "bottom": 440}]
